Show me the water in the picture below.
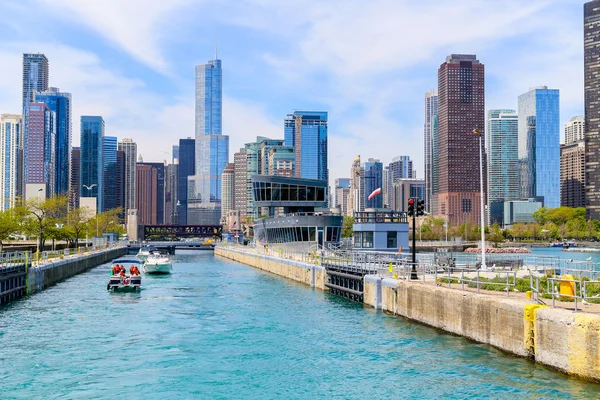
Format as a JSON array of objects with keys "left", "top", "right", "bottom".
[{"left": 2, "top": 251, "right": 600, "bottom": 399}]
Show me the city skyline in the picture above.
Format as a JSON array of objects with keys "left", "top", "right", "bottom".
[{"left": 0, "top": 0, "right": 584, "bottom": 183}]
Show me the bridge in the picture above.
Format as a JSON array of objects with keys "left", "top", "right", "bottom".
[
  {"left": 127, "top": 241, "right": 216, "bottom": 255},
  {"left": 142, "top": 225, "right": 222, "bottom": 241}
]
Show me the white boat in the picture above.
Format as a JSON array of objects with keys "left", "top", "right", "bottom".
[
  {"left": 107, "top": 258, "right": 143, "bottom": 291},
  {"left": 143, "top": 252, "right": 173, "bottom": 274},
  {"left": 137, "top": 245, "right": 158, "bottom": 261}
]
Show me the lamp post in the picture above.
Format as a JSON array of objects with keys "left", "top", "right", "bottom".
[{"left": 473, "top": 129, "right": 487, "bottom": 271}]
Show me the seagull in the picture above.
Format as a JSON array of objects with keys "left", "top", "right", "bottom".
[
  {"left": 587, "top": 257, "right": 592, "bottom": 261},
  {"left": 82, "top": 184, "right": 97, "bottom": 190}
]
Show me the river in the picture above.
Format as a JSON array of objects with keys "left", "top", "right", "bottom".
[{"left": 1, "top": 251, "right": 600, "bottom": 399}]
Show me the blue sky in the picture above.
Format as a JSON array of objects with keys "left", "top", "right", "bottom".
[{"left": 0, "top": 0, "right": 585, "bottom": 182}]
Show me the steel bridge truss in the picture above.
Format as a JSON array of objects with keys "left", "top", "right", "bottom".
[{"left": 143, "top": 225, "right": 223, "bottom": 240}]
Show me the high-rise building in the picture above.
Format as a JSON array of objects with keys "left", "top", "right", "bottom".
[
  {"left": 117, "top": 138, "right": 137, "bottom": 214},
  {"left": 80, "top": 116, "right": 104, "bottom": 211},
  {"left": 140, "top": 162, "right": 165, "bottom": 224},
  {"left": 268, "top": 146, "right": 295, "bottom": 177},
  {"left": 565, "top": 116, "right": 585, "bottom": 145},
  {"left": 335, "top": 178, "right": 350, "bottom": 216},
  {"left": 24, "top": 102, "right": 56, "bottom": 198},
  {"left": 164, "top": 161, "right": 178, "bottom": 225},
  {"left": 178, "top": 138, "right": 195, "bottom": 224},
  {"left": 221, "top": 163, "right": 234, "bottom": 222},
  {"left": 22, "top": 54, "right": 49, "bottom": 113},
  {"left": 284, "top": 111, "right": 328, "bottom": 182},
  {"left": 116, "top": 150, "right": 125, "bottom": 214},
  {"left": 136, "top": 164, "right": 157, "bottom": 225},
  {"left": 487, "top": 110, "right": 520, "bottom": 212},
  {"left": 172, "top": 145, "right": 179, "bottom": 164},
  {"left": 387, "top": 155, "right": 414, "bottom": 210},
  {"left": 561, "top": 141, "right": 586, "bottom": 208},
  {"left": 102, "top": 136, "right": 117, "bottom": 211},
  {"left": 518, "top": 86, "right": 560, "bottom": 208},
  {"left": 0, "top": 114, "right": 22, "bottom": 210},
  {"left": 190, "top": 58, "right": 229, "bottom": 225},
  {"left": 392, "top": 179, "right": 426, "bottom": 212},
  {"left": 349, "top": 156, "right": 363, "bottom": 213},
  {"left": 234, "top": 151, "right": 248, "bottom": 221},
  {"left": 585, "top": 1, "right": 600, "bottom": 218},
  {"left": 424, "top": 89, "right": 438, "bottom": 213},
  {"left": 70, "top": 147, "right": 80, "bottom": 209},
  {"left": 382, "top": 166, "right": 390, "bottom": 208},
  {"left": 435, "top": 54, "right": 485, "bottom": 225},
  {"left": 35, "top": 88, "right": 71, "bottom": 196},
  {"left": 364, "top": 159, "right": 383, "bottom": 209}
]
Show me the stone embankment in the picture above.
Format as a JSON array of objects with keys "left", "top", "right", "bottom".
[
  {"left": 217, "top": 246, "right": 600, "bottom": 383},
  {"left": 464, "top": 247, "right": 531, "bottom": 254}
]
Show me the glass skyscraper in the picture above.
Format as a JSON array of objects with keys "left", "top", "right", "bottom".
[
  {"left": 424, "top": 89, "right": 438, "bottom": 213},
  {"left": 178, "top": 138, "right": 195, "bottom": 225},
  {"left": 24, "top": 103, "right": 55, "bottom": 196},
  {"left": 190, "top": 58, "right": 229, "bottom": 225},
  {"left": 35, "top": 88, "right": 72, "bottom": 196},
  {"left": 80, "top": 116, "right": 104, "bottom": 212},
  {"left": 284, "top": 111, "right": 328, "bottom": 183},
  {"left": 518, "top": 86, "right": 560, "bottom": 208},
  {"left": 103, "top": 136, "right": 117, "bottom": 211},
  {"left": 364, "top": 159, "right": 383, "bottom": 209},
  {"left": 487, "top": 110, "right": 519, "bottom": 210},
  {"left": 0, "top": 114, "right": 22, "bottom": 210}
]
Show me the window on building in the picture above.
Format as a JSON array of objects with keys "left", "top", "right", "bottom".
[
  {"left": 354, "top": 232, "right": 362, "bottom": 247},
  {"left": 362, "top": 231, "right": 373, "bottom": 248},
  {"left": 387, "top": 231, "right": 397, "bottom": 248}
]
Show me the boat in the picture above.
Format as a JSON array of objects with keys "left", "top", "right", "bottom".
[
  {"left": 143, "top": 252, "right": 173, "bottom": 274},
  {"left": 107, "top": 258, "right": 142, "bottom": 291},
  {"left": 137, "top": 245, "right": 158, "bottom": 261},
  {"left": 549, "top": 241, "right": 564, "bottom": 248}
]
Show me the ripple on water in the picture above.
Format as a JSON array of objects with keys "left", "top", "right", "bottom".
[{"left": 1, "top": 253, "right": 600, "bottom": 399}]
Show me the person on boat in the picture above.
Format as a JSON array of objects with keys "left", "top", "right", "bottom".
[{"left": 112, "top": 265, "right": 120, "bottom": 275}]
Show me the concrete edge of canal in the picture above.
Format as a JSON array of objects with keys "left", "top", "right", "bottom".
[
  {"left": 1, "top": 247, "right": 128, "bottom": 305},
  {"left": 216, "top": 246, "right": 600, "bottom": 383}
]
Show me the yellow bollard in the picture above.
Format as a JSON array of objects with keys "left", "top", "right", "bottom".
[
  {"left": 559, "top": 275, "right": 575, "bottom": 299},
  {"left": 526, "top": 291, "right": 532, "bottom": 299}
]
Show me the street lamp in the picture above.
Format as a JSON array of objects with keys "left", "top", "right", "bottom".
[{"left": 473, "top": 129, "right": 487, "bottom": 271}]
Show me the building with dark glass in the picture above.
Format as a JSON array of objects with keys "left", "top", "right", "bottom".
[
  {"left": 80, "top": 116, "right": 104, "bottom": 211},
  {"left": 585, "top": 1, "right": 600, "bottom": 219},
  {"left": 102, "top": 136, "right": 117, "bottom": 211},
  {"left": 284, "top": 111, "right": 328, "bottom": 183},
  {"left": 70, "top": 147, "right": 80, "bottom": 209},
  {"left": 178, "top": 138, "right": 195, "bottom": 224},
  {"left": 434, "top": 54, "right": 485, "bottom": 226},
  {"left": 251, "top": 175, "right": 342, "bottom": 251},
  {"left": 35, "top": 88, "right": 71, "bottom": 196},
  {"left": 364, "top": 158, "right": 383, "bottom": 209},
  {"left": 424, "top": 89, "right": 438, "bottom": 214}
]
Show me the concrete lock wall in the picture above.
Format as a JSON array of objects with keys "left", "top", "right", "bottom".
[
  {"left": 27, "top": 247, "right": 128, "bottom": 294},
  {"left": 215, "top": 247, "right": 326, "bottom": 290},
  {"left": 364, "top": 277, "right": 600, "bottom": 382}
]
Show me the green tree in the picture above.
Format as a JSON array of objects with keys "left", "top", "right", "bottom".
[
  {"left": 22, "top": 196, "right": 68, "bottom": 251},
  {"left": 0, "top": 209, "right": 19, "bottom": 251},
  {"left": 532, "top": 207, "right": 548, "bottom": 224},
  {"left": 64, "top": 206, "right": 92, "bottom": 247},
  {"left": 342, "top": 216, "right": 354, "bottom": 238}
]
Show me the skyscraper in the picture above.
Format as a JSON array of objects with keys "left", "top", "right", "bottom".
[
  {"left": 387, "top": 155, "right": 414, "bottom": 210},
  {"left": 561, "top": 141, "right": 586, "bottom": 208},
  {"left": 349, "top": 156, "right": 362, "bottom": 213},
  {"left": 80, "top": 116, "right": 104, "bottom": 212},
  {"left": 140, "top": 162, "right": 165, "bottom": 224},
  {"left": 565, "top": 116, "right": 585, "bottom": 145},
  {"left": 103, "top": 136, "right": 117, "bottom": 211},
  {"left": 518, "top": 86, "right": 560, "bottom": 208},
  {"left": 0, "top": 114, "right": 22, "bottom": 210},
  {"left": 487, "top": 110, "right": 519, "bottom": 210},
  {"left": 190, "top": 58, "right": 229, "bottom": 225},
  {"left": 585, "top": 1, "right": 600, "bottom": 218},
  {"left": 24, "top": 102, "right": 56, "bottom": 198},
  {"left": 116, "top": 150, "right": 125, "bottom": 214},
  {"left": 284, "top": 111, "right": 328, "bottom": 182},
  {"left": 70, "top": 147, "right": 80, "bottom": 209},
  {"left": 364, "top": 159, "right": 383, "bottom": 209},
  {"left": 165, "top": 160, "right": 178, "bottom": 224},
  {"left": 335, "top": 178, "right": 350, "bottom": 216},
  {"left": 178, "top": 138, "right": 195, "bottom": 225},
  {"left": 22, "top": 53, "right": 49, "bottom": 114},
  {"left": 233, "top": 151, "right": 248, "bottom": 220},
  {"left": 35, "top": 88, "right": 72, "bottom": 196},
  {"left": 136, "top": 164, "right": 157, "bottom": 225},
  {"left": 172, "top": 145, "right": 179, "bottom": 164},
  {"left": 424, "top": 89, "right": 438, "bottom": 214},
  {"left": 435, "top": 54, "right": 485, "bottom": 225},
  {"left": 221, "top": 163, "right": 234, "bottom": 222},
  {"left": 117, "top": 138, "right": 137, "bottom": 214}
]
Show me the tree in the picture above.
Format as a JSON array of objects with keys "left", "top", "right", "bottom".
[
  {"left": 64, "top": 206, "right": 92, "bottom": 247},
  {"left": 22, "top": 196, "right": 68, "bottom": 251},
  {"left": 532, "top": 207, "right": 548, "bottom": 224},
  {"left": 0, "top": 209, "right": 19, "bottom": 251},
  {"left": 342, "top": 216, "right": 354, "bottom": 238}
]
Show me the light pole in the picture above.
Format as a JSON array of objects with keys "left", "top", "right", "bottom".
[{"left": 473, "top": 129, "right": 487, "bottom": 270}]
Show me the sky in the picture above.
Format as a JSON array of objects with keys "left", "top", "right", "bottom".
[{"left": 0, "top": 0, "right": 586, "bottom": 184}]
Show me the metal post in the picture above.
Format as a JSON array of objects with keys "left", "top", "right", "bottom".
[
  {"left": 478, "top": 134, "right": 487, "bottom": 271},
  {"left": 411, "top": 208, "right": 418, "bottom": 279}
]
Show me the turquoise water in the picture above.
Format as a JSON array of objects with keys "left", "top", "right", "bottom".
[{"left": 2, "top": 252, "right": 600, "bottom": 399}]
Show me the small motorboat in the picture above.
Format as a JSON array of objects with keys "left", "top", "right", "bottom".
[
  {"left": 107, "top": 258, "right": 143, "bottom": 291},
  {"left": 143, "top": 252, "right": 173, "bottom": 275},
  {"left": 137, "top": 245, "right": 158, "bottom": 261}
]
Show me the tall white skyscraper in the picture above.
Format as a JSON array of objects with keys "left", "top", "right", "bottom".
[
  {"left": 565, "top": 116, "right": 585, "bottom": 145},
  {"left": 0, "top": 114, "right": 22, "bottom": 210},
  {"left": 424, "top": 89, "right": 438, "bottom": 214}
]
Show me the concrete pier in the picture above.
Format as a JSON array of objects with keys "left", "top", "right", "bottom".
[{"left": 217, "top": 246, "right": 600, "bottom": 383}]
